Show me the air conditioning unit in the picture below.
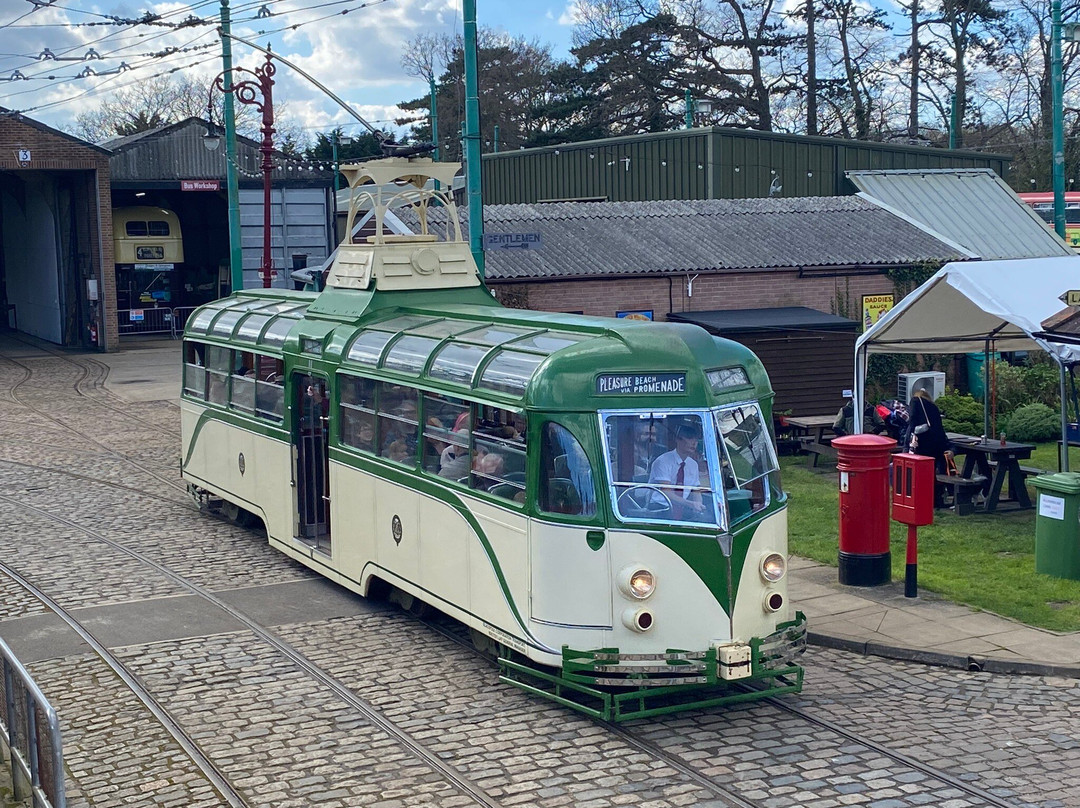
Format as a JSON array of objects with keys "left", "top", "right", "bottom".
[{"left": 898, "top": 371, "right": 945, "bottom": 402}]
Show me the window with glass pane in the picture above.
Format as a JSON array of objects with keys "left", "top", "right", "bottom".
[
  {"left": 236, "top": 314, "right": 270, "bottom": 343},
  {"left": 422, "top": 392, "right": 470, "bottom": 477},
  {"left": 410, "top": 319, "right": 474, "bottom": 338},
  {"left": 471, "top": 405, "right": 527, "bottom": 503},
  {"left": 461, "top": 324, "right": 538, "bottom": 345},
  {"left": 478, "top": 350, "right": 544, "bottom": 395},
  {"left": 212, "top": 309, "right": 247, "bottom": 337},
  {"left": 429, "top": 342, "right": 488, "bottom": 385},
  {"left": 381, "top": 335, "right": 440, "bottom": 373},
  {"left": 347, "top": 330, "right": 394, "bottom": 365},
  {"left": 377, "top": 382, "right": 418, "bottom": 465},
  {"left": 255, "top": 378, "right": 284, "bottom": 420},
  {"left": 340, "top": 375, "right": 376, "bottom": 452},
  {"left": 511, "top": 332, "right": 584, "bottom": 354},
  {"left": 148, "top": 221, "right": 170, "bottom": 236},
  {"left": 538, "top": 423, "right": 596, "bottom": 517},
  {"left": 376, "top": 314, "right": 433, "bottom": 332},
  {"left": 714, "top": 403, "right": 777, "bottom": 522},
  {"left": 229, "top": 350, "right": 256, "bottom": 413},
  {"left": 260, "top": 318, "right": 296, "bottom": 347},
  {"left": 603, "top": 412, "right": 717, "bottom": 525},
  {"left": 187, "top": 306, "right": 226, "bottom": 334},
  {"left": 125, "top": 221, "right": 147, "bottom": 237},
  {"left": 183, "top": 341, "right": 206, "bottom": 399},
  {"left": 204, "top": 345, "right": 231, "bottom": 405}
]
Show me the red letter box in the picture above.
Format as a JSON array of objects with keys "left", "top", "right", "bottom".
[
  {"left": 833, "top": 434, "right": 896, "bottom": 586},
  {"left": 892, "top": 453, "right": 935, "bottom": 526}
]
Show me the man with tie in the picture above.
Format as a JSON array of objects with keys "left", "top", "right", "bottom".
[{"left": 648, "top": 422, "right": 708, "bottom": 521}]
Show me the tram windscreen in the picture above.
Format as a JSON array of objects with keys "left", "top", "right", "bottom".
[
  {"left": 603, "top": 413, "right": 719, "bottom": 526},
  {"left": 713, "top": 404, "right": 778, "bottom": 523}
]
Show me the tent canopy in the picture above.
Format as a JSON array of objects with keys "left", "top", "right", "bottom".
[
  {"left": 857, "top": 256, "right": 1080, "bottom": 363},
  {"left": 854, "top": 256, "right": 1080, "bottom": 434}
]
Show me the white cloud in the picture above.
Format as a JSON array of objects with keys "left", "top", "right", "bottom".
[{"left": 557, "top": 1, "right": 583, "bottom": 26}]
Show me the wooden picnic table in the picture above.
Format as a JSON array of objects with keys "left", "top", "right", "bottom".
[
  {"left": 946, "top": 432, "right": 1038, "bottom": 513},
  {"left": 785, "top": 415, "right": 837, "bottom": 469}
]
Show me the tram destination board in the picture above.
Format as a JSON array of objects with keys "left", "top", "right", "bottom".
[{"left": 596, "top": 372, "right": 686, "bottom": 394}]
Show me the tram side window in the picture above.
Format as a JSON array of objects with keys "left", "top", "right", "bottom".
[
  {"left": 472, "top": 405, "right": 527, "bottom": 504},
  {"left": 254, "top": 356, "right": 285, "bottom": 421},
  {"left": 340, "top": 375, "right": 376, "bottom": 452},
  {"left": 377, "top": 382, "right": 419, "bottom": 466},
  {"left": 421, "top": 392, "right": 470, "bottom": 480},
  {"left": 205, "top": 346, "right": 231, "bottom": 406},
  {"left": 183, "top": 341, "right": 206, "bottom": 399},
  {"left": 230, "top": 351, "right": 256, "bottom": 413},
  {"left": 538, "top": 423, "right": 596, "bottom": 517}
]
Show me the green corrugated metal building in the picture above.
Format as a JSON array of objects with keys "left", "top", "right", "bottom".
[{"left": 481, "top": 127, "right": 1011, "bottom": 204}]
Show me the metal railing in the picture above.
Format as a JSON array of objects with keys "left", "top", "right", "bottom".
[
  {"left": 116, "top": 307, "right": 200, "bottom": 339},
  {"left": 1, "top": 637, "right": 66, "bottom": 808}
]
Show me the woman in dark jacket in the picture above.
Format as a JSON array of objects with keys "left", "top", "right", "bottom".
[{"left": 905, "top": 389, "right": 950, "bottom": 506}]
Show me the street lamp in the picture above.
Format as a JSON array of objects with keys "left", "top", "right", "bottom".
[{"left": 206, "top": 51, "right": 277, "bottom": 289}]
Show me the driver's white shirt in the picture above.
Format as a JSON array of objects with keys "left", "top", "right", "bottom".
[{"left": 648, "top": 449, "right": 699, "bottom": 500}]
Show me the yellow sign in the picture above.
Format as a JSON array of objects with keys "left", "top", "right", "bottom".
[
  {"left": 1065, "top": 290, "right": 1080, "bottom": 307},
  {"left": 862, "top": 294, "right": 895, "bottom": 330}
]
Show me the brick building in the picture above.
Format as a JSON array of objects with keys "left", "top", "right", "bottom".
[{"left": 0, "top": 110, "right": 114, "bottom": 348}]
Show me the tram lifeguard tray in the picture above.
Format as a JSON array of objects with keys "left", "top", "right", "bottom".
[{"left": 328, "top": 159, "right": 479, "bottom": 292}]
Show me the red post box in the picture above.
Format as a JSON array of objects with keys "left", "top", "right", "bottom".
[
  {"left": 892, "top": 453, "right": 935, "bottom": 527},
  {"left": 834, "top": 434, "right": 897, "bottom": 586},
  {"left": 891, "top": 452, "right": 935, "bottom": 597}
]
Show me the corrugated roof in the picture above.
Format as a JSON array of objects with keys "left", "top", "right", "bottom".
[
  {"left": 399, "top": 197, "right": 967, "bottom": 281},
  {"left": 106, "top": 117, "right": 333, "bottom": 184},
  {"left": 848, "top": 168, "right": 1072, "bottom": 260}
]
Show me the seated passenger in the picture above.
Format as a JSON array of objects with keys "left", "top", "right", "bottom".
[
  {"left": 383, "top": 439, "right": 410, "bottom": 464},
  {"left": 472, "top": 445, "right": 505, "bottom": 490},
  {"left": 648, "top": 423, "right": 708, "bottom": 521},
  {"left": 438, "top": 430, "right": 470, "bottom": 480}
]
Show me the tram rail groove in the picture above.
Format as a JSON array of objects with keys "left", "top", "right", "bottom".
[
  {"left": 417, "top": 613, "right": 1021, "bottom": 808},
  {"left": 0, "top": 456, "right": 194, "bottom": 509},
  {"left": 0, "top": 559, "right": 249, "bottom": 808},
  {"left": 0, "top": 492, "right": 505, "bottom": 808},
  {"left": 0, "top": 351, "right": 186, "bottom": 495}
]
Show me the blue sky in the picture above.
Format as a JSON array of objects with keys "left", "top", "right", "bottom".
[{"left": 0, "top": 1, "right": 581, "bottom": 141}]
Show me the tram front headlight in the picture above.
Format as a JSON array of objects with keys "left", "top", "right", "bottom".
[
  {"left": 618, "top": 566, "right": 656, "bottom": 599},
  {"left": 760, "top": 553, "right": 786, "bottom": 583}
]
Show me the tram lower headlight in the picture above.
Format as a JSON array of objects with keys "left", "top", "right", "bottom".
[
  {"left": 622, "top": 606, "right": 655, "bottom": 632},
  {"left": 760, "top": 553, "right": 786, "bottom": 583},
  {"left": 618, "top": 566, "right": 656, "bottom": 599}
]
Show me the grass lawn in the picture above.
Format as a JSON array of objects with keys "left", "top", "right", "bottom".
[{"left": 782, "top": 443, "right": 1080, "bottom": 632}]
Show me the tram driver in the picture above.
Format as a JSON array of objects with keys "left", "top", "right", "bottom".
[{"left": 648, "top": 422, "right": 708, "bottom": 521}]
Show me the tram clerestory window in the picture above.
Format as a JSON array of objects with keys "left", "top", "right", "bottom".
[
  {"left": 713, "top": 403, "right": 779, "bottom": 524},
  {"left": 602, "top": 412, "right": 719, "bottom": 526}
]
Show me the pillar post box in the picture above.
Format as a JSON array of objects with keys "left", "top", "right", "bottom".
[{"left": 834, "top": 434, "right": 897, "bottom": 586}]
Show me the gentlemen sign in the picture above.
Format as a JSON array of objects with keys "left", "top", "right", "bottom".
[
  {"left": 596, "top": 373, "right": 686, "bottom": 394},
  {"left": 483, "top": 232, "right": 542, "bottom": 250}
]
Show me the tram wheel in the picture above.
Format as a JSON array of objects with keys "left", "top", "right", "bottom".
[
  {"left": 222, "top": 501, "right": 260, "bottom": 529},
  {"left": 470, "top": 628, "right": 499, "bottom": 659},
  {"left": 389, "top": 588, "right": 431, "bottom": 618}
]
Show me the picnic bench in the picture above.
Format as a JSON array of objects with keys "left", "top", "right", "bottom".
[
  {"left": 936, "top": 473, "right": 988, "bottom": 516},
  {"left": 785, "top": 415, "right": 837, "bottom": 470}
]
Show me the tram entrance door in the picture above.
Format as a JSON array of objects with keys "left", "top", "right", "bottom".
[{"left": 294, "top": 374, "right": 331, "bottom": 552}]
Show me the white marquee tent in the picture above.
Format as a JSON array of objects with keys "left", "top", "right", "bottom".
[{"left": 853, "top": 257, "right": 1080, "bottom": 463}]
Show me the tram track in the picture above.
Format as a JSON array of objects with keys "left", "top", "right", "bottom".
[
  {"left": 0, "top": 491, "right": 506, "bottom": 808},
  {"left": 416, "top": 613, "right": 1017, "bottom": 808}
]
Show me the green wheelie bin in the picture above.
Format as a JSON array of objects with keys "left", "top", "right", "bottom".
[{"left": 1031, "top": 472, "right": 1080, "bottom": 580}]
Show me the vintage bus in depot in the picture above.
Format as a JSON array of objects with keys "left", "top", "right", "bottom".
[{"left": 180, "top": 156, "right": 806, "bottom": 721}]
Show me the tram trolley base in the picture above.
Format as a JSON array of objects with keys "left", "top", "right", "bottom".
[{"left": 499, "top": 613, "right": 806, "bottom": 722}]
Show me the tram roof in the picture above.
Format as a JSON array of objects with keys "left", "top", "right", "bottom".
[{"left": 185, "top": 292, "right": 774, "bottom": 410}]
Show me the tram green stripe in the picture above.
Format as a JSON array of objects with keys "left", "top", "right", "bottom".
[
  {"left": 182, "top": 406, "right": 287, "bottom": 470},
  {"left": 328, "top": 446, "right": 539, "bottom": 643}
]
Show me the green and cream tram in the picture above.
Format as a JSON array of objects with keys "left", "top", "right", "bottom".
[{"left": 181, "top": 157, "right": 805, "bottom": 721}]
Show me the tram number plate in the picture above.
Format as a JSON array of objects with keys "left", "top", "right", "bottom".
[{"left": 596, "top": 373, "right": 686, "bottom": 395}]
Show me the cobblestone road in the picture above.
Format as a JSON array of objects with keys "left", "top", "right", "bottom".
[{"left": 1, "top": 340, "right": 1078, "bottom": 808}]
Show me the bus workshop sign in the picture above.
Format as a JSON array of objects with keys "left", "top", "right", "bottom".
[{"left": 596, "top": 373, "right": 686, "bottom": 394}]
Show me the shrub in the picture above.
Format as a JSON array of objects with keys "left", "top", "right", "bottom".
[
  {"left": 988, "top": 360, "right": 1059, "bottom": 412},
  {"left": 936, "top": 390, "right": 982, "bottom": 435},
  {"left": 1003, "top": 403, "right": 1061, "bottom": 443}
]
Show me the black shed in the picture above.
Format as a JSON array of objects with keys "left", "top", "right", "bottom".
[{"left": 669, "top": 306, "right": 859, "bottom": 416}]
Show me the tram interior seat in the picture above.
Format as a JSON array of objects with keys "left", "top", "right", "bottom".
[{"left": 545, "top": 477, "right": 582, "bottom": 514}]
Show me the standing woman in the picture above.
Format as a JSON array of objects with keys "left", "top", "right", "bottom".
[{"left": 905, "top": 389, "right": 950, "bottom": 507}]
